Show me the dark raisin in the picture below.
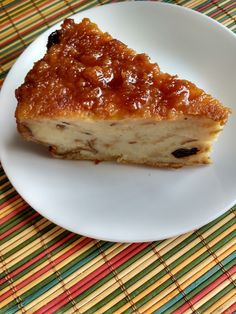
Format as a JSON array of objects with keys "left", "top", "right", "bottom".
[
  {"left": 56, "top": 124, "right": 66, "bottom": 130},
  {"left": 47, "top": 30, "right": 60, "bottom": 49},
  {"left": 172, "top": 147, "right": 199, "bottom": 158},
  {"left": 129, "top": 141, "right": 137, "bottom": 144}
]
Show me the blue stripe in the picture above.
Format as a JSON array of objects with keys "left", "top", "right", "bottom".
[{"left": 154, "top": 252, "right": 236, "bottom": 313}]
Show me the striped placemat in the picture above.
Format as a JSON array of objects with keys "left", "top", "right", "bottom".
[{"left": 1, "top": 1, "right": 236, "bottom": 313}]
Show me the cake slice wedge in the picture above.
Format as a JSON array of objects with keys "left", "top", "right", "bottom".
[{"left": 15, "top": 18, "right": 231, "bottom": 168}]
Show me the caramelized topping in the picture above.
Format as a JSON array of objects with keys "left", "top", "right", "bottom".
[{"left": 16, "top": 18, "right": 230, "bottom": 123}]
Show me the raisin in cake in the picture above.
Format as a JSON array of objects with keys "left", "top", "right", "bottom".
[{"left": 15, "top": 18, "right": 231, "bottom": 168}]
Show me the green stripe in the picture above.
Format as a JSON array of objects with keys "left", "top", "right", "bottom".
[
  {"left": 8, "top": 229, "right": 72, "bottom": 270},
  {"left": 0, "top": 182, "right": 13, "bottom": 194},
  {"left": 2, "top": 2, "right": 33, "bottom": 24},
  {"left": 1, "top": 0, "right": 28, "bottom": 10},
  {"left": 58, "top": 243, "right": 156, "bottom": 313},
  {"left": 88, "top": 222, "right": 235, "bottom": 313},
  {"left": 2, "top": 234, "right": 80, "bottom": 289},
  {"left": 2, "top": 32, "right": 40, "bottom": 60},
  {"left": 122, "top": 233, "right": 235, "bottom": 314},
  {"left": 85, "top": 233, "right": 201, "bottom": 313},
  {"left": 2, "top": 0, "right": 53, "bottom": 25},
  {"left": 1, "top": 214, "right": 42, "bottom": 244},
  {"left": 2, "top": 0, "right": 65, "bottom": 34},
  {"left": 0, "top": 222, "right": 56, "bottom": 280},
  {"left": 3, "top": 241, "right": 113, "bottom": 313},
  {"left": 1, "top": 206, "right": 35, "bottom": 234},
  {"left": 0, "top": 177, "right": 9, "bottom": 186},
  {"left": 156, "top": 256, "right": 235, "bottom": 313},
  {"left": 2, "top": 0, "right": 101, "bottom": 49},
  {"left": 0, "top": 191, "right": 18, "bottom": 205},
  {"left": 2, "top": 222, "right": 56, "bottom": 260},
  {"left": 190, "top": 208, "right": 232, "bottom": 236},
  {"left": 202, "top": 217, "right": 235, "bottom": 244},
  {"left": 198, "top": 282, "right": 235, "bottom": 312},
  {"left": 0, "top": 183, "right": 17, "bottom": 194},
  {"left": 65, "top": 209, "right": 232, "bottom": 312},
  {"left": 1, "top": 0, "right": 100, "bottom": 77},
  {"left": 181, "top": 259, "right": 235, "bottom": 308},
  {"left": 1, "top": 70, "right": 10, "bottom": 81}
]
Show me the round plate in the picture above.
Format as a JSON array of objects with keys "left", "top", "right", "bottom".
[{"left": 0, "top": 2, "right": 235, "bottom": 242}]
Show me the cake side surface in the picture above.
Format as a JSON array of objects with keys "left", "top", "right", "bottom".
[{"left": 18, "top": 116, "right": 222, "bottom": 168}]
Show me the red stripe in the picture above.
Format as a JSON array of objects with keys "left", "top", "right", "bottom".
[
  {"left": 1, "top": 0, "right": 83, "bottom": 17},
  {"left": 1, "top": 0, "right": 53, "bottom": 28},
  {"left": 2, "top": 4, "right": 70, "bottom": 47},
  {"left": 1, "top": 203, "right": 28, "bottom": 224},
  {"left": 2, "top": 0, "right": 92, "bottom": 47},
  {"left": 0, "top": 212, "right": 39, "bottom": 240},
  {"left": 222, "top": 302, "right": 236, "bottom": 314},
  {"left": 68, "top": 0, "right": 96, "bottom": 11},
  {"left": 174, "top": 265, "right": 236, "bottom": 313},
  {"left": 0, "top": 237, "right": 91, "bottom": 301},
  {"left": 197, "top": 2, "right": 213, "bottom": 12},
  {"left": 34, "top": 243, "right": 150, "bottom": 314},
  {"left": 1, "top": 48, "right": 25, "bottom": 64},
  {"left": 210, "top": 2, "right": 235, "bottom": 18},
  {"left": 0, "top": 195, "right": 20, "bottom": 210},
  {"left": 1, "top": 0, "right": 35, "bottom": 13},
  {"left": 0, "top": 231, "right": 76, "bottom": 285},
  {"left": 2, "top": 6, "right": 40, "bottom": 28}
]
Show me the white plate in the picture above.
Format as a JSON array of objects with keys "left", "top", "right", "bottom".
[{"left": 0, "top": 2, "right": 235, "bottom": 242}]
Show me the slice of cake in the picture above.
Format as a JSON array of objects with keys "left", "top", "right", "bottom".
[{"left": 15, "top": 18, "right": 231, "bottom": 168}]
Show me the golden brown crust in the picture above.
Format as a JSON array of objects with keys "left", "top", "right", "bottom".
[{"left": 15, "top": 18, "right": 231, "bottom": 124}]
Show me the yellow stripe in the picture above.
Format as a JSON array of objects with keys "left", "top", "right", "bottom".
[
  {"left": 202, "top": 213, "right": 233, "bottom": 238},
  {"left": 1, "top": 218, "right": 48, "bottom": 251},
  {"left": 2, "top": 0, "right": 33, "bottom": 17},
  {"left": 140, "top": 242, "right": 235, "bottom": 313},
  {"left": 1, "top": 219, "right": 51, "bottom": 254},
  {"left": 0, "top": 198, "right": 25, "bottom": 218},
  {"left": 25, "top": 242, "right": 127, "bottom": 311},
  {"left": 0, "top": 187, "right": 15, "bottom": 200},
  {"left": 0, "top": 174, "right": 7, "bottom": 181},
  {"left": 207, "top": 289, "right": 236, "bottom": 313},
  {"left": 98, "top": 228, "right": 235, "bottom": 313},
  {"left": 0, "top": 181, "right": 12, "bottom": 189},
  {"left": 1, "top": 237, "right": 93, "bottom": 308},
  {"left": 1, "top": 236, "right": 86, "bottom": 296},
  {"left": 182, "top": 0, "right": 205, "bottom": 8},
  {"left": 97, "top": 237, "right": 234, "bottom": 313},
  {"left": 2, "top": 13, "right": 48, "bottom": 39},
  {"left": 71, "top": 236, "right": 191, "bottom": 312},
  {"left": 114, "top": 225, "right": 235, "bottom": 313},
  {"left": 184, "top": 274, "right": 236, "bottom": 313},
  {"left": 4, "top": 225, "right": 64, "bottom": 266},
  {"left": 212, "top": 294, "right": 236, "bottom": 314}
]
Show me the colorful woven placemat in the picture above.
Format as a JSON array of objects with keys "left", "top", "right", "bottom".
[{"left": 1, "top": 1, "right": 236, "bottom": 313}]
